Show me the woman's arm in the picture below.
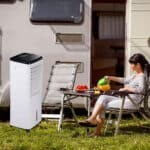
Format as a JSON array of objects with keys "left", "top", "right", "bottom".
[
  {"left": 106, "top": 75, "right": 136, "bottom": 92},
  {"left": 119, "top": 86, "right": 136, "bottom": 92},
  {"left": 119, "top": 75, "right": 145, "bottom": 93},
  {"left": 106, "top": 76, "right": 124, "bottom": 83}
]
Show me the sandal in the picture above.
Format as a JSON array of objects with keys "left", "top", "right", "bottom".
[{"left": 79, "top": 120, "right": 97, "bottom": 127}]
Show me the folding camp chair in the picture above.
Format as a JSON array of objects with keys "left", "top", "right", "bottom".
[
  {"left": 42, "top": 61, "right": 79, "bottom": 131},
  {"left": 104, "top": 64, "right": 150, "bottom": 136}
]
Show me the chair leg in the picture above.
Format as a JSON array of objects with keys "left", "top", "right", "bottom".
[
  {"left": 114, "top": 96, "right": 125, "bottom": 136},
  {"left": 114, "top": 115, "right": 121, "bottom": 136},
  {"left": 127, "top": 95, "right": 150, "bottom": 125},
  {"left": 104, "top": 112, "right": 112, "bottom": 135},
  {"left": 58, "top": 96, "right": 65, "bottom": 132},
  {"left": 58, "top": 106, "right": 64, "bottom": 132},
  {"left": 131, "top": 113, "right": 142, "bottom": 126},
  {"left": 139, "top": 111, "right": 150, "bottom": 124},
  {"left": 87, "top": 97, "right": 91, "bottom": 117},
  {"left": 68, "top": 102, "right": 79, "bottom": 124}
]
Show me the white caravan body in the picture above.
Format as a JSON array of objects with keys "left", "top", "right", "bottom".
[{"left": 0, "top": 0, "right": 150, "bottom": 107}]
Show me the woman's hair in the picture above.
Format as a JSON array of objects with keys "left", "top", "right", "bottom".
[{"left": 129, "top": 53, "right": 149, "bottom": 71}]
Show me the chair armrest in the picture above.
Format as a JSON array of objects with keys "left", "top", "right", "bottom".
[{"left": 103, "top": 90, "right": 141, "bottom": 97}]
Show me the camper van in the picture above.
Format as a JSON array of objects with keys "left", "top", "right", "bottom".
[{"left": 0, "top": 0, "right": 150, "bottom": 108}]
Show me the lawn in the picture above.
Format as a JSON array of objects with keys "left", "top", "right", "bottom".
[{"left": 0, "top": 117, "right": 150, "bottom": 150}]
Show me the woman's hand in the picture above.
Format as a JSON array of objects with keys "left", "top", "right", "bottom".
[
  {"left": 105, "top": 76, "right": 110, "bottom": 80},
  {"left": 119, "top": 87, "right": 127, "bottom": 91},
  {"left": 119, "top": 86, "right": 136, "bottom": 92}
]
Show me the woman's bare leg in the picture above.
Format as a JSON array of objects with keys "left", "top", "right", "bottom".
[
  {"left": 87, "top": 104, "right": 105, "bottom": 124},
  {"left": 88, "top": 117, "right": 105, "bottom": 137},
  {"left": 95, "top": 117, "right": 105, "bottom": 135}
]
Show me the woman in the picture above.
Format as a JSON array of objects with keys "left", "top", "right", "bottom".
[{"left": 79, "top": 53, "right": 149, "bottom": 137}]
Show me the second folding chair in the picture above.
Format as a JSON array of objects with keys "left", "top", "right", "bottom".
[{"left": 42, "top": 61, "right": 79, "bottom": 131}]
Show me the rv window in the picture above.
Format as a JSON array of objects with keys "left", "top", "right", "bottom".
[{"left": 30, "top": 0, "right": 84, "bottom": 24}]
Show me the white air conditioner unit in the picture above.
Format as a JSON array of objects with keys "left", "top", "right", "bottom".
[{"left": 10, "top": 53, "right": 43, "bottom": 130}]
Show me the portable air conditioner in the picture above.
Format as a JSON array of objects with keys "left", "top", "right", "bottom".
[{"left": 10, "top": 53, "right": 43, "bottom": 130}]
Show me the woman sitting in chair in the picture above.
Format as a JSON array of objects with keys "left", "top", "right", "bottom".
[{"left": 79, "top": 53, "right": 149, "bottom": 137}]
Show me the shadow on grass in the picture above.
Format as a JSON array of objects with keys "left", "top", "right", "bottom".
[
  {"left": 62, "top": 122, "right": 80, "bottom": 131},
  {"left": 103, "top": 124, "right": 150, "bottom": 137},
  {"left": 62, "top": 120, "right": 150, "bottom": 138},
  {"left": 0, "top": 107, "right": 10, "bottom": 122},
  {"left": 120, "top": 124, "right": 150, "bottom": 134}
]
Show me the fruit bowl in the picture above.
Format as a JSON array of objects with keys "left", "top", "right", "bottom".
[{"left": 75, "top": 85, "right": 88, "bottom": 92}]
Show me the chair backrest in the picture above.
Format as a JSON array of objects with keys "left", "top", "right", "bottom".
[
  {"left": 43, "top": 62, "right": 79, "bottom": 105},
  {"left": 143, "top": 64, "right": 150, "bottom": 116}
]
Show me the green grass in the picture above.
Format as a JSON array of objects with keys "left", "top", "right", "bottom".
[{"left": 0, "top": 118, "right": 150, "bottom": 150}]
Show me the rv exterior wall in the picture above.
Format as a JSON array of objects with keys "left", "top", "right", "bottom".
[
  {"left": 0, "top": 0, "right": 149, "bottom": 107},
  {"left": 0, "top": 0, "right": 92, "bottom": 107},
  {"left": 126, "top": 0, "right": 150, "bottom": 76},
  {"left": 126, "top": 0, "right": 150, "bottom": 104}
]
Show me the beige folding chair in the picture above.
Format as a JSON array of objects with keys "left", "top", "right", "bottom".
[
  {"left": 104, "top": 64, "right": 150, "bottom": 136},
  {"left": 42, "top": 61, "right": 79, "bottom": 131}
]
